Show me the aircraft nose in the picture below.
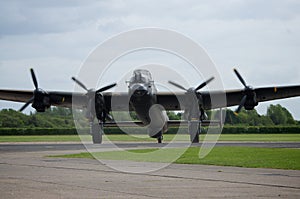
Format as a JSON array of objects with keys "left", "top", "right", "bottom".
[{"left": 132, "top": 85, "right": 148, "bottom": 97}]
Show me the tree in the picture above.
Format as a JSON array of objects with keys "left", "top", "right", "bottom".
[
  {"left": 0, "top": 109, "right": 27, "bottom": 127},
  {"left": 267, "top": 104, "right": 295, "bottom": 125},
  {"left": 167, "top": 111, "right": 181, "bottom": 120},
  {"left": 282, "top": 106, "right": 296, "bottom": 125}
]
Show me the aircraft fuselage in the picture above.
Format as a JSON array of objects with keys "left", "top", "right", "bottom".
[{"left": 128, "top": 69, "right": 168, "bottom": 137}]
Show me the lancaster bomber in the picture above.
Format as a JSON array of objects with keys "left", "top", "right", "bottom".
[{"left": 0, "top": 68, "right": 300, "bottom": 144}]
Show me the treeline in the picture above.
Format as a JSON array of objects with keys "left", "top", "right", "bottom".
[
  {"left": 217, "top": 104, "right": 297, "bottom": 126},
  {"left": 168, "top": 104, "right": 298, "bottom": 126},
  {"left": 0, "top": 104, "right": 298, "bottom": 128},
  {"left": 0, "top": 107, "right": 75, "bottom": 128}
]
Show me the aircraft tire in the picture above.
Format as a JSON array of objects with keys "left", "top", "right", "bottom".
[
  {"left": 154, "top": 131, "right": 163, "bottom": 143},
  {"left": 157, "top": 135, "right": 163, "bottom": 143}
]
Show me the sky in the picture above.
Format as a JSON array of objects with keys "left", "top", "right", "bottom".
[{"left": 0, "top": 0, "right": 300, "bottom": 119}]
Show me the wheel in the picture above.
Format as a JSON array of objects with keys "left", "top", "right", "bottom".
[
  {"left": 92, "top": 124, "right": 102, "bottom": 144},
  {"left": 157, "top": 135, "right": 163, "bottom": 143},
  {"left": 154, "top": 131, "right": 163, "bottom": 143}
]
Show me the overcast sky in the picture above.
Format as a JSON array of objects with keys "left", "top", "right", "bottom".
[{"left": 0, "top": 0, "right": 300, "bottom": 119}]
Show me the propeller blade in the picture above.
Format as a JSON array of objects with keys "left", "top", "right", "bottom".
[
  {"left": 71, "top": 77, "right": 89, "bottom": 92},
  {"left": 168, "top": 81, "right": 187, "bottom": 91},
  {"left": 195, "top": 77, "right": 215, "bottom": 91},
  {"left": 96, "top": 83, "right": 117, "bottom": 93},
  {"left": 30, "top": 68, "right": 38, "bottom": 89},
  {"left": 19, "top": 97, "right": 34, "bottom": 112},
  {"left": 233, "top": 68, "right": 247, "bottom": 88},
  {"left": 234, "top": 95, "right": 247, "bottom": 115}
]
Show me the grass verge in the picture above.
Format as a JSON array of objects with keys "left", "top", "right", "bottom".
[
  {"left": 0, "top": 135, "right": 82, "bottom": 142},
  {"left": 1, "top": 134, "right": 300, "bottom": 142},
  {"left": 51, "top": 146, "right": 300, "bottom": 170}
]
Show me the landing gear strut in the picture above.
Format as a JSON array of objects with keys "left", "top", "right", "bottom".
[
  {"left": 91, "top": 122, "right": 103, "bottom": 144},
  {"left": 188, "top": 120, "right": 201, "bottom": 143}
]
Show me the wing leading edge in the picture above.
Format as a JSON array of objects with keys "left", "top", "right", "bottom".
[
  {"left": 0, "top": 85, "right": 300, "bottom": 111},
  {"left": 0, "top": 89, "right": 85, "bottom": 108}
]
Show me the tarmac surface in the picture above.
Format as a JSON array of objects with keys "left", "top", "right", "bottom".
[
  {"left": 0, "top": 141, "right": 300, "bottom": 198},
  {"left": 1, "top": 141, "right": 299, "bottom": 153}
]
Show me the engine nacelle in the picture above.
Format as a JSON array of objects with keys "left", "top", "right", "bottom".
[
  {"left": 32, "top": 89, "right": 51, "bottom": 112},
  {"left": 94, "top": 93, "right": 106, "bottom": 121},
  {"left": 244, "top": 92, "right": 258, "bottom": 110},
  {"left": 244, "top": 102, "right": 258, "bottom": 110}
]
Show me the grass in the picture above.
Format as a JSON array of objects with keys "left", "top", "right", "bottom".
[
  {"left": 0, "top": 135, "right": 83, "bottom": 142},
  {"left": 214, "top": 134, "right": 300, "bottom": 142},
  {"left": 1, "top": 134, "right": 300, "bottom": 142},
  {"left": 51, "top": 146, "right": 300, "bottom": 170}
]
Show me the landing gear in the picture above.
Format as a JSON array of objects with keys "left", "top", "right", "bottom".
[
  {"left": 188, "top": 120, "right": 200, "bottom": 143},
  {"left": 157, "top": 134, "right": 163, "bottom": 143},
  {"left": 91, "top": 123, "right": 103, "bottom": 144},
  {"left": 150, "top": 131, "right": 163, "bottom": 143}
]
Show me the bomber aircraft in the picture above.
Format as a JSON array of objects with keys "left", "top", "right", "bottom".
[{"left": 0, "top": 68, "right": 300, "bottom": 143}]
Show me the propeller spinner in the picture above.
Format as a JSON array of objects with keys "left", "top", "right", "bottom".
[{"left": 168, "top": 77, "right": 214, "bottom": 92}]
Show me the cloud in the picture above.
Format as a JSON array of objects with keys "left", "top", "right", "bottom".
[
  {"left": 0, "top": 0, "right": 96, "bottom": 35},
  {"left": 0, "top": 0, "right": 299, "bottom": 118}
]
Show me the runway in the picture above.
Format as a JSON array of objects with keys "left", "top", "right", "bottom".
[
  {"left": 0, "top": 142, "right": 299, "bottom": 198},
  {"left": 1, "top": 141, "right": 300, "bottom": 153}
]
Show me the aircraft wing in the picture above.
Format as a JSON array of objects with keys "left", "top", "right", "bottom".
[
  {"left": 212, "top": 85, "right": 300, "bottom": 109},
  {"left": 156, "top": 85, "right": 300, "bottom": 110},
  {"left": 0, "top": 85, "right": 300, "bottom": 111},
  {"left": 0, "top": 89, "right": 131, "bottom": 110},
  {"left": 0, "top": 90, "right": 34, "bottom": 104},
  {"left": 0, "top": 89, "right": 86, "bottom": 108}
]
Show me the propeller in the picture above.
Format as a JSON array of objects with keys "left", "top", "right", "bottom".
[
  {"left": 71, "top": 77, "right": 88, "bottom": 92},
  {"left": 168, "top": 77, "right": 214, "bottom": 92},
  {"left": 233, "top": 68, "right": 247, "bottom": 88},
  {"left": 96, "top": 83, "right": 117, "bottom": 93},
  {"left": 233, "top": 68, "right": 255, "bottom": 115},
  {"left": 20, "top": 68, "right": 65, "bottom": 112},
  {"left": 71, "top": 77, "right": 116, "bottom": 122},
  {"left": 19, "top": 68, "right": 41, "bottom": 112},
  {"left": 168, "top": 77, "right": 214, "bottom": 120},
  {"left": 19, "top": 97, "right": 34, "bottom": 112},
  {"left": 30, "top": 68, "right": 38, "bottom": 89},
  {"left": 168, "top": 81, "right": 187, "bottom": 91}
]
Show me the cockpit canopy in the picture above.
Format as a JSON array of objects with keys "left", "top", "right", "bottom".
[{"left": 129, "top": 69, "right": 153, "bottom": 84}]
